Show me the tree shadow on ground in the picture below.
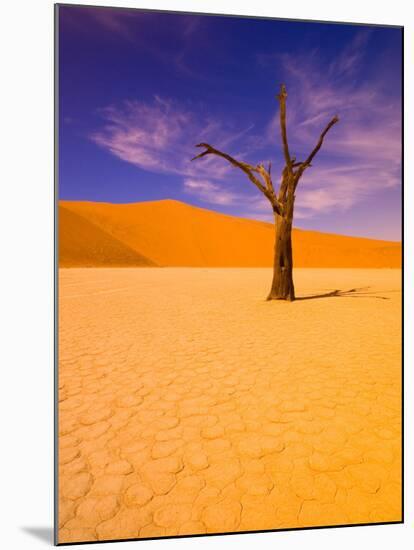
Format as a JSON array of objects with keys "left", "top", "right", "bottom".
[{"left": 296, "top": 286, "right": 392, "bottom": 301}]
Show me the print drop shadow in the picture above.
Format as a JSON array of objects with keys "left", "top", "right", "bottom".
[
  {"left": 21, "top": 526, "right": 53, "bottom": 544},
  {"left": 296, "top": 286, "right": 392, "bottom": 301}
]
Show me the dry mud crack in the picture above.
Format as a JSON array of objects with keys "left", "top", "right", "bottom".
[{"left": 58, "top": 268, "right": 402, "bottom": 543}]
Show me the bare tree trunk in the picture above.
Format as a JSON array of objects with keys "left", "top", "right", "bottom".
[
  {"left": 192, "top": 85, "right": 339, "bottom": 301},
  {"left": 268, "top": 199, "right": 295, "bottom": 301}
]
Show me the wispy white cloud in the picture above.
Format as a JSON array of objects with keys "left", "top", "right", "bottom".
[
  {"left": 183, "top": 179, "right": 275, "bottom": 222},
  {"left": 327, "top": 30, "right": 372, "bottom": 79},
  {"left": 90, "top": 96, "right": 243, "bottom": 181},
  {"left": 183, "top": 179, "right": 240, "bottom": 206}
]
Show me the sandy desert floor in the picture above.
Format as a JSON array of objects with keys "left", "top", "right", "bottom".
[{"left": 58, "top": 268, "right": 402, "bottom": 543}]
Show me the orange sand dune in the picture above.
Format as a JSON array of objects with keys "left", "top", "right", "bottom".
[
  {"left": 59, "top": 199, "right": 401, "bottom": 268},
  {"left": 59, "top": 205, "right": 155, "bottom": 267}
]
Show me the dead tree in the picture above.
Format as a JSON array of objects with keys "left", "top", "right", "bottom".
[{"left": 192, "top": 84, "right": 339, "bottom": 301}]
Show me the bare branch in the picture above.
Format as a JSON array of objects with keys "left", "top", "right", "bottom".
[
  {"left": 277, "top": 84, "right": 292, "bottom": 169},
  {"left": 256, "top": 164, "right": 275, "bottom": 196},
  {"left": 192, "top": 143, "right": 266, "bottom": 193},
  {"left": 192, "top": 143, "right": 283, "bottom": 215},
  {"left": 292, "top": 116, "right": 339, "bottom": 189},
  {"left": 304, "top": 116, "right": 339, "bottom": 168}
]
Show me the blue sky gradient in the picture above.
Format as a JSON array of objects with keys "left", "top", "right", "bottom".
[{"left": 58, "top": 6, "right": 402, "bottom": 240}]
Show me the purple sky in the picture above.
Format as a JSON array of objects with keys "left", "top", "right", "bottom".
[{"left": 58, "top": 6, "right": 402, "bottom": 240}]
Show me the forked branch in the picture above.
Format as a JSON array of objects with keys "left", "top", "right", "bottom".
[
  {"left": 191, "top": 86, "right": 338, "bottom": 222},
  {"left": 191, "top": 143, "right": 283, "bottom": 215}
]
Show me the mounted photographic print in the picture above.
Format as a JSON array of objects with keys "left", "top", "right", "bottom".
[{"left": 55, "top": 4, "right": 403, "bottom": 545}]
